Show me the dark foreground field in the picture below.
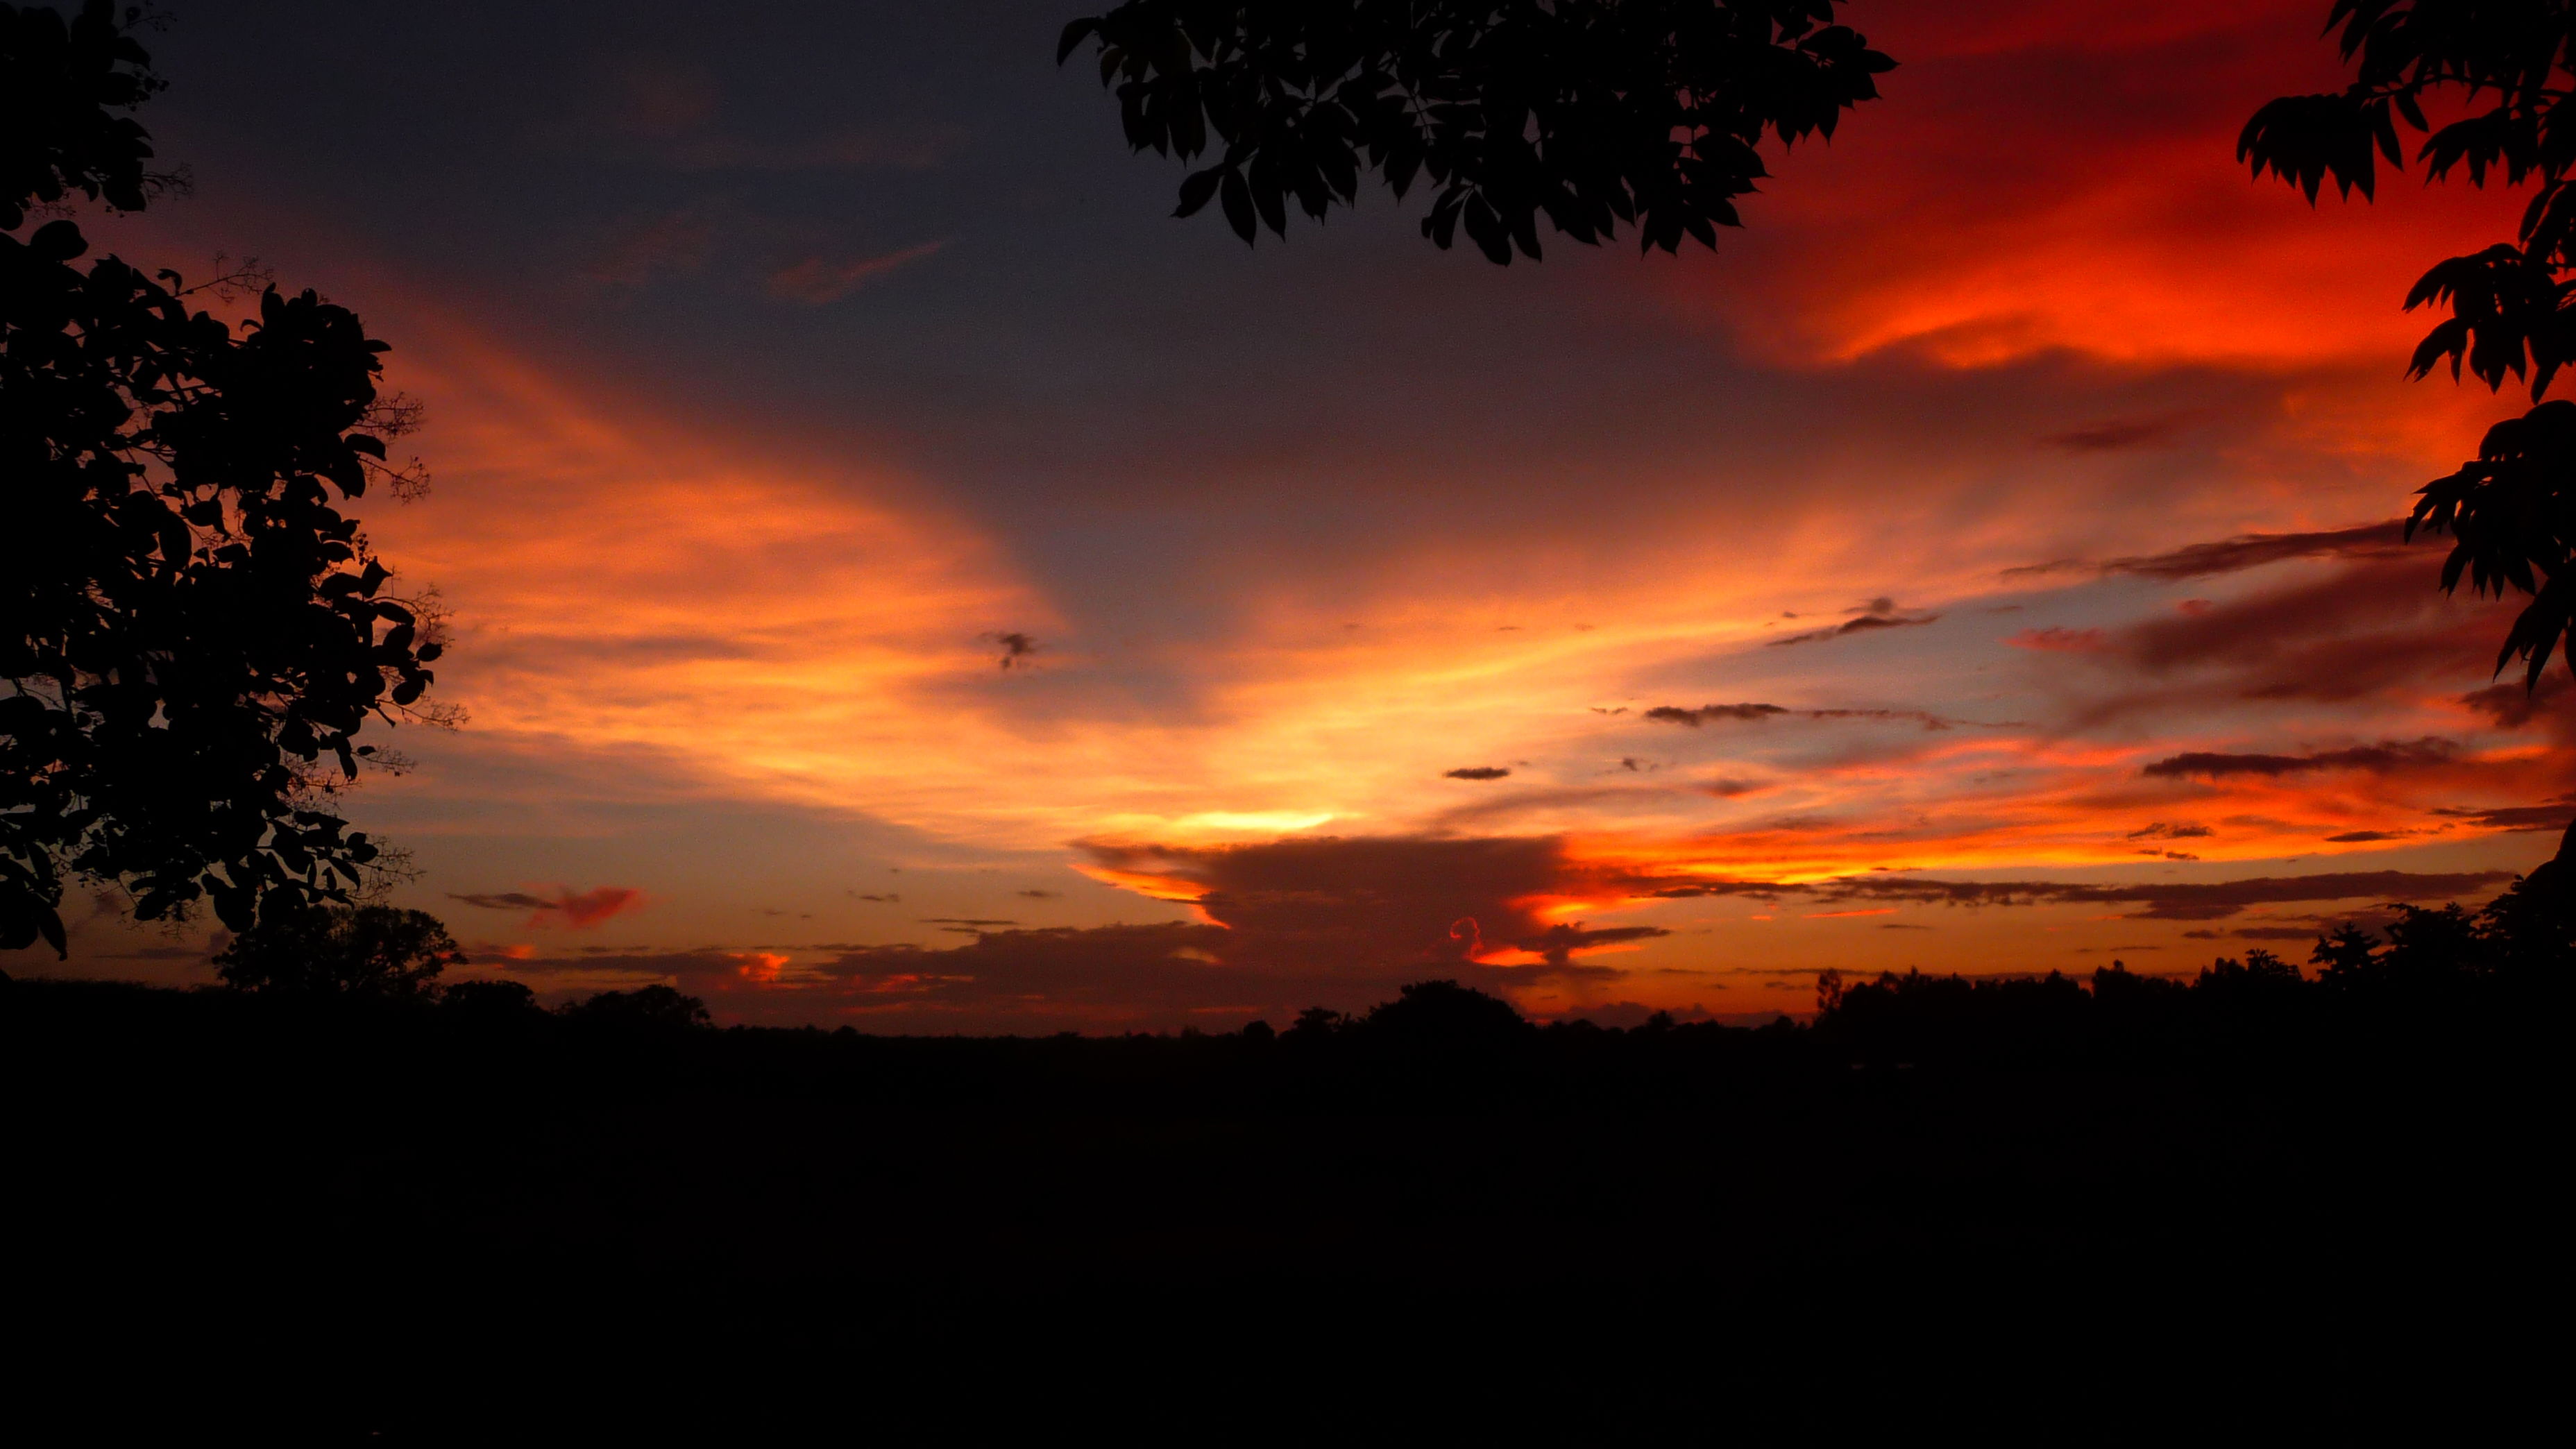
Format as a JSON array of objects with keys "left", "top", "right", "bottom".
[{"left": 5, "top": 960, "right": 2564, "bottom": 1442}]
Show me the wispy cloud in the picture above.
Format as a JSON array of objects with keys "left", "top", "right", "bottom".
[{"left": 763, "top": 241, "right": 944, "bottom": 305}]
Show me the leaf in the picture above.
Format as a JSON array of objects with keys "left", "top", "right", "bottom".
[
  {"left": 1175, "top": 166, "right": 1223, "bottom": 218},
  {"left": 1219, "top": 167, "right": 1256, "bottom": 243},
  {"left": 1057, "top": 17, "right": 1099, "bottom": 65}
]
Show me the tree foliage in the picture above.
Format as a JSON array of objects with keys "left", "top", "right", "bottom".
[
  {"left": 559, "top": 983, "right": 715, "bottom": 1031},
  {"left": 0, "top": 0, "right": 162, "bottom": 232},
  {"left": 2, "top": 1, "right": 441, "bottom": 955},
  {"left": 2243, "top": 2, "right": 2576, "bottom": 688},
  {"left": 1059, "top": 0, "right": 1893, "bottom": 263},
  {"left": 212, "top": 903, "right": 460, "bottom": 999}
]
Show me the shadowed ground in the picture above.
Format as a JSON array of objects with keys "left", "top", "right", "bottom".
[{"left": 6, "top": 971, "right": 2560, "bottom": 1439}]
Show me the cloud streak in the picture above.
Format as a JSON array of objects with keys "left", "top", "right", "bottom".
[
  {"left": 2140, "top": 739, "right": 2459, "bottom": 779},
  {"left": 448, "top": 886, "right": 646, "bottom": 929}
]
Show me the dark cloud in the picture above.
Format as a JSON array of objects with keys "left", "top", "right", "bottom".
[
  {"left": 1084, "top": 834, "right": 1634, "bottom": 978},
  {"left": 2126, "top": 822, "right": 2212, "bottom": 840},
  {"left": 443, "top": 933, "right": 1249, "bottom": 1033},
  {"left": 820, "top": 923, "right": 1237, "bottom": 1018},
  {"left": 848, "top": 892, "right": 900, "bottom": 903},
  {"left": 983, "top": 631, "right": 1038, "bottom": 670},
  {"left": 2009, "top": 521, "right": 2411, "bottom": 582},
  {"left": 2141, "top": 738, "right": 2459, "bottom": 779},
  {"left": 2130, "top": 559, "right": 2470, "bottom": 691},
  {"left": 1645, "top": 703, "right": 1955, "bottom": 731},
  {"left": 1443, "top": 766, "right": 1511, "bottom": 780},
  {"left": 1768, "top": 612, "right": 1942, "bottom": 647},
  {"left": 1514, "top": 924, "right": 1670, "bottom": 968},
  {"left": 450, "top": 891, "right": 554, "bottom": 912},
  {"left": 2056, "top": 555, "right": 2518, "bottom": 727},
  {"left": 1016, "top": 889, "right": 1061, "bottom": 899},
  {"left": 447, "top": 886, "right": 645, "bottom": 928},
  {"left": 920, "top": 917, "right": 1018, "bottom": 929},
  {"left": 2323, "top": 831, "right": 2404, "bottom": 843},
  {"left": 2042, "top": 414, "right": 2189, "bottom": 452},
  {"left": 2461, "top": 675, "right": 2573, "bottom": 729},
  {"left": 1645, "top": 703, "right": 1787, "bottom": 725},
  {"left": 2427, "top": 802, "right": 2576, "bottom": 831},
  {"left": 2214, "top": 926, "right": 2330, "bottom": 942},
  {"left": 509, "top": 895, "right": 1679, "bottom": 1031},
  {"left": 1642, "top": 868, "right": 2512, "bottom": 921}
]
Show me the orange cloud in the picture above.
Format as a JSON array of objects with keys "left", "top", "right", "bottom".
[{"left": 1679, "top": 0, "right": 2530, "bottom": 373}]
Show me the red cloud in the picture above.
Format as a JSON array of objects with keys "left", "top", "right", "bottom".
[{"left": 546, "top": 887, "right": 645, "bottom": 929}]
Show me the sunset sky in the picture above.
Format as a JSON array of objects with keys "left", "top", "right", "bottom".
[{"left": 17, "top": 0, "right": 2575, "bottom": 1029}]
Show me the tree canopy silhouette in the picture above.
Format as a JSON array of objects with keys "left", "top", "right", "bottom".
[
  {"left": 2, "top": 2, "right": 441, "bottom": 955},
  {"left": 1058, "top": 0, "right": 1893, "bottom": 262},
  {"left": 212, "top": 903, "right": 459, "bottom": 999},
  {"left": 559, "top": 983, "right": 715, "bottom": 1031},
  {"left": 2243, "top": 2, "right": 2576, "bottom": 689}
]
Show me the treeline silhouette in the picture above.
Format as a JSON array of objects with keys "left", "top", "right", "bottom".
[{"left": 7, "top": 883, "right": 2564, "bottom": 1439}]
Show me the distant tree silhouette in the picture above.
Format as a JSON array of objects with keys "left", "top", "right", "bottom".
[
  {"left": 439, "top": 978, "right": 539, "bottom": 1017},
  {"left": 2, "top": 2, "right": 442, "bottom": 955},
  {"left": 2195, "top": 947, "right": 2305, "bottom": 995},
  {"left": 1059, "top": 0, "right": 1893, "bottom": 262},
  {"left": 561, "top": 984, "right": 713, "bottom": 1031},
  {"left": 1283, "top": 1004, "right": 1347, "bottom": 1041},
  {"left": 1358, "top": 978, "right": 1531, "bottom": 1042},
  {"left": 2244, "top": 3, "right": 2576, "bottom": 688},
  {"left": 212, "top": 904, "right": 460, "bottom": 999}
]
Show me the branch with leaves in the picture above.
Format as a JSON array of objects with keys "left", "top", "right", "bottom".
[
  {"left": 3, "top": 1, "right": 448, "bottom": 954},
  {"left": 2244, "top": 0, "right": 2576, "bottom": 687},
  {"left": 1060, "top": 0, "right": 1892, "bottom": 263}
]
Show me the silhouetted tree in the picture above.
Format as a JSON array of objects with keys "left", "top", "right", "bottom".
[
  {"left": 1283, "top": 1004, "right": 1346, "bottom": 1041},
  {"left": 2, "top": 2, "right": 442, "bottom": 954},
  {"left": 2244, "top": 3, "right": 2576, "bottom": 688},
  {"left": 1059, "top": 0, "right": 1893, "bottom": 262},
  {"left": 2480, "top": 831, "right": 2576, "bottom": 965},
  {"left": 561, "top": 984, "right": 713, "bottom": 1031},
  {"left": 439, "top": 978, "right": 539, "bottom": 1017},
  {"left": 212, "top": 904, "right": 459, "bottom": 999},
  {"left": 2090, "top": 958, "right": 2184, "bottom": 1007},
  {"left": 1358, "top": 978, "right": 1529, "bottom": 1042},
  {"left": 2195, "top": 948, "right": 2305, "bottom": 996},
  {"left": 2312, "top": 922, "right": 2382, "bottom": 982}
]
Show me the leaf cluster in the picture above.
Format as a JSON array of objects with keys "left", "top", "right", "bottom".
[
  {"left": 3, "top": 4, "right": 441, "bottom": 955},
  {"left": 0, "top": 1, "right": 162, "bottom": 231},
  {"left": 1060, "top": 0, "right": 1893, "bottom": 262},
  {"left": 2244, "top": 3, "right": 2576, "bottom": 685},
  {"left": 212, "top": 902, "right": 461, "bottom": 999}
]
